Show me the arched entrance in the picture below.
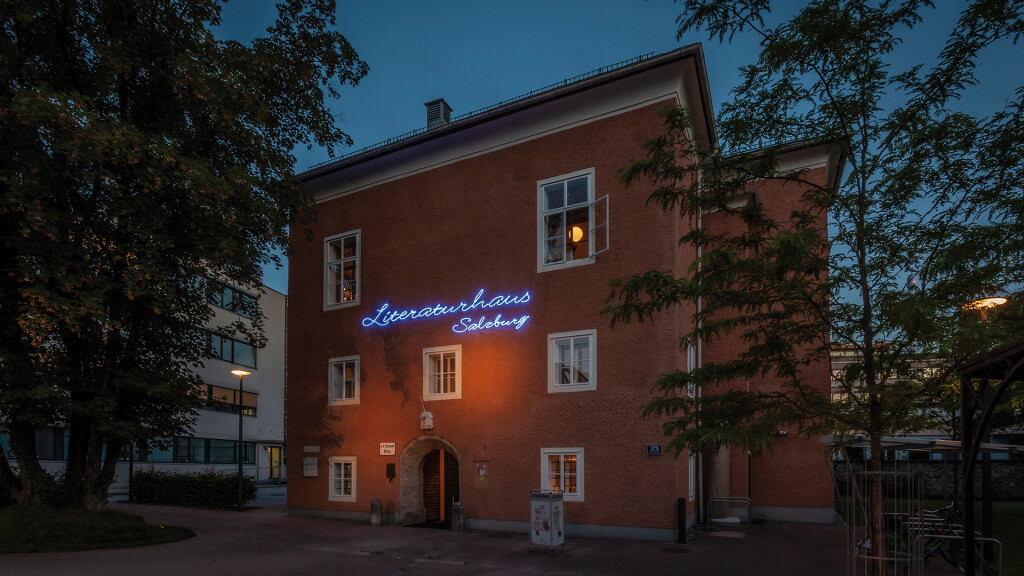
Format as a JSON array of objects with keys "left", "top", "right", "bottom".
[{"left": 398, "top": 435, "right": 461, "bottom": 525}]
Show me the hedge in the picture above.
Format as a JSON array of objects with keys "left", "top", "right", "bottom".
[{"left": 131, "top": 469, "right": 257, "bottom": 508}]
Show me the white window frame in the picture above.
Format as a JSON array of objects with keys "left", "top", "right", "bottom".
[
  {"left": 686, "top": 342, "right": 697, "bottom": 398},
  {"left": 324, "top": 229, "right": 361, "bottom": 310},
  {"left": 328, "top": 355, "right": 359, "bottom": 406},
  {"left": 540, "top": 447, "right": 584, "bottom": 502},
  {"left": 536, "top": 168, "right": 608, "bottom": 272},
  {"left": 422, "top": 345, "right": 462, "bottom": 401},
  {"left": 688, "top": 453, "right": 696, "bottom": 500},
  {"left": 328, "top": 456, "right": 356, "bottom": 502},
  {"left": 547, "top": 329, "right": 596, "bottom": 393}
]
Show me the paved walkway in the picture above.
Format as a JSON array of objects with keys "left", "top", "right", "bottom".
[{"left": 4, "top": 498, "right": 848, "bottom": 576}]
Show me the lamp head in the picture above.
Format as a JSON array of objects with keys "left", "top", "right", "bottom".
[
  {"left": 231, "top": 369, "right": 251, "bottom": 377},
  {"left": 964, "top": 297, "right": 1007, "bottom": 310}
]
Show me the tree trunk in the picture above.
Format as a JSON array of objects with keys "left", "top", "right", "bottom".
[
  {"left": 4, "top": 421, "right": 54, "bottom": 505},
  {"left": 63, "top": 416, "right": 89, "bottom": 506},
  {"left": 79, "top": 438, "right": 123, "bottom": 511}
]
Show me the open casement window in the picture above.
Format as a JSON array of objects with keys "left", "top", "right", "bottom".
[
  {"left": 325, "top": 230, "right": 360, "bottom": 308},
  {"left": 329, "top": 356, "right": 359, "bottom": 406},
  {"left": 541, "top": 447, "right": 584, "bottom": 501},
  {"left": 547, "top": 330, "right": 596, "bottom": 393},
  {"left": 538, "top": 169, "right": 608, "bottom": 271}
]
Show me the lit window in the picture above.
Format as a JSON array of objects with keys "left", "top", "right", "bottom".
[
  {"left": 423, "top": 345, "right": 461, "bottom": 400},
  {"left": 537, "top": 169, "right": 608, "bottom": 271},
  {"left": 547, "top": 330, "right": 596, "bottom": 393},
  {"left": 329, "top": 456, "right": 356, "bottom": 501},
  {"left": 329, "top": 356, "right": 359, "bottom": 405},
  {"left": 204, "top": 383, "right": 257, "bottom": 416},
  {"left": 325, "top": 230, "right": 360, "bottom": 308},
  {"left": 541, "top": 447, "right": 584, "bottom": 501}
]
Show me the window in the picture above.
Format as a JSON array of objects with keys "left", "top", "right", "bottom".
[
  {"left": 541, "top": 447, "right": 584, "bottom": 501},
  {"left": 325, "top": 230, "right": 360, "bottom": 308},
  {"left": 204, "top": 383, "right": 258, "bottom": 416},
  {"left": 329, "top": 356, "right": 359, "bottom": 405},
  {"left": 687, "top": 343, "right": 697, "bottom": 398},
  {"left": 547, "top": 330, "right": 596, "bottom": 393},
  {"left": 207, "top": 331, "right": 256, "bottom": 368},
  {"left": 34, "top": 427, "right": 67, "bottom": 460},
  {"left": 172, "top": 437, "right": 254, "bottom": 464},
  {"left": 688, "top": 453, "right": 696, "bottom": 500},
  {"left": 423, "top": 345, "right": 461, "bottom": 400},
  {"left": 537, "top": 169, "right": 608, "bottom": 271},
  {"left": 329, "top": 456, "right": 356, "bottom": 501},
  {"left": 208, "top": 280, "right": 258, "bottom": 318}
]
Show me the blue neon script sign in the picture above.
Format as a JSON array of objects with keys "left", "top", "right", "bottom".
[{"left": 361, "top": 289, "right": 531, "bottom": 334}]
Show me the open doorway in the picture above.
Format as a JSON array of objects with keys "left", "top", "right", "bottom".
[{"left": 398, "top": 435, "right": 461, "bottom": 526}]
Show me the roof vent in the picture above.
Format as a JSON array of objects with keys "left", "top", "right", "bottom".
[{"left": 425, "top": 98, "right": 452, "bottom": 129}]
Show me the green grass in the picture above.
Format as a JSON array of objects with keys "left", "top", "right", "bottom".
[
  {"left": 987, "top": 500, "right": 1024, "bottom": 576},
  {"left": 0, "top": 505, "right": 194, "bottom": 553}
]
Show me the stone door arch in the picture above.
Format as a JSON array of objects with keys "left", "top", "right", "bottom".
[{"left": 398, "top": 435, "right": 461, "bottom": 525}]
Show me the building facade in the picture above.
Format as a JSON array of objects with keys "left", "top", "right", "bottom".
[
  {"left": 127, "top": 282, "right": 288, "bottom": 484},
  {"left": 286, "top": 46, "right": 837, "bottom": 539},
  {"left": 2, "top": 283, "right": 288, "bottom": 492}
]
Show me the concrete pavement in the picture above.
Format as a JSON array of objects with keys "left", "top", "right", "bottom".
[{"left": 3, "top": 497, "right": 848, "bottom": 575}]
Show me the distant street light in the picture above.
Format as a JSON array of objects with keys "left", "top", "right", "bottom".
[{"left": 231, "top": 369, "right": 251, "bottom": 510}]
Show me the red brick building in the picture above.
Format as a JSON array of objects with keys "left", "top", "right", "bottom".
[{"left": 286, "top": 45, "right": 839, "bottom": 539}]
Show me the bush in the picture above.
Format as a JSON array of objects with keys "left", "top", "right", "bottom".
[{"left": 131, "top": 469, "right": 256, "bottom": 509}]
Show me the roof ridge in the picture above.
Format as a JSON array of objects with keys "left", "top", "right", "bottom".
[{"left": 305, "top": 52, "right": 659, "bottom": 172}]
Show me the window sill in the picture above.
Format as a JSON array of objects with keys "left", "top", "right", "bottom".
[
  {"left": 547, "top": 384, "right": 596, "bottom": 394},
  {"left": 537, "top": 257, "right": 594, "bottom": 274}
]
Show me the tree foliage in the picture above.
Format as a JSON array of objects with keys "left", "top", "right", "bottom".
[
  {"left": 0, "top": 0, "right": 367, "bottom": 508},
  {"left": 608, "top": 0, "right": 1024, "bottom": 465}
]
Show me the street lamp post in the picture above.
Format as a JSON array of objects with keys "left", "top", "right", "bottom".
[
  {"left": 959, "top": 296, "right": 1007, "bottom": 575},
  {"left": 231, "top": 369, "right": 251, "bottom": 511}
]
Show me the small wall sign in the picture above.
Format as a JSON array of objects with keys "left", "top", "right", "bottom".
[
  {"left": 646, "top": 444, "right": 663, "bottom": 456},
  {"left": 303, "top": 456, "right": 318, "bottom": 477},
  {"left": 380, "top": 442, "right": 396, "bottom": 456}
]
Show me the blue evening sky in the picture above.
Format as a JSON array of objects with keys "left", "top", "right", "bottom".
[{"left": 215, "top": 1, "right": 1020, "bottom": 295}]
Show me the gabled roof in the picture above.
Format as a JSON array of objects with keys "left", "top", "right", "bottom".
[{"left": 298, "top": 44, "right": 714, "bottom": 183}]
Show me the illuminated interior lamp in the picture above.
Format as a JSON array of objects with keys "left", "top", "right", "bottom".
[{"left": 570, "top": 226, "right": 584, "bottom": 242}]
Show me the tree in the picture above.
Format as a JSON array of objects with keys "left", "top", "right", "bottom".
[
  {"left": 0, "top": 0, "right": 368, "bottom": 509},
  {"left": 606, "top": 0, "right": 1023, "bottom": 571}
]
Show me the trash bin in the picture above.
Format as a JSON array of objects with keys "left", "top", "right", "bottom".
[{"left": 529, "top": 489, "right": 564, "bottom": 552}]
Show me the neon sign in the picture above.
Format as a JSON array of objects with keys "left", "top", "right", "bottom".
[{"left": 361, "top": 289, "right": 531, "bottom": 333}]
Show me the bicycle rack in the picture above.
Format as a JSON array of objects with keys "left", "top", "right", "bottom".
[
  {"left": 706, "top": 496, "right": 752, "bottom": 531},
  {"left": 913, "top": 534, "right": 1002, "bottom": 576}
]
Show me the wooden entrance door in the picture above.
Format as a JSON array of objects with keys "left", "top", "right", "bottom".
[{"left": 423, "top": 449, "right": 460, "bottom": 522}]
